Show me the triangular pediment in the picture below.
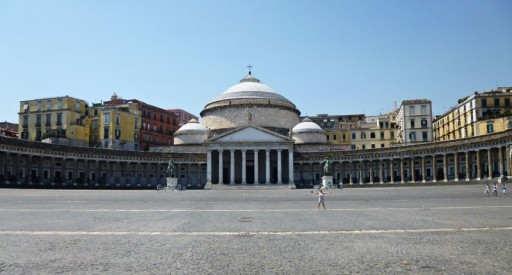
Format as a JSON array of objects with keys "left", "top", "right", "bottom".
[{"left": 210, "top": 125, "right": 291, "bottom": 143}]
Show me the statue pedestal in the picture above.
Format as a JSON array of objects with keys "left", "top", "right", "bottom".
[
  {"left": 322, "top": 176, "right": 333, "bottom": 189},
  {"left": 166, "top": 177, "right": 178, "bottom": 190}
]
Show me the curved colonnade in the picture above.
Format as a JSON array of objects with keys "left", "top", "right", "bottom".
[{"left": 1, "top": 129, "right": 511, "bottom": 189}]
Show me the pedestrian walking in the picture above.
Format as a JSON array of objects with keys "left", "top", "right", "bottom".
[
  {"left": 502, "top": 183, "right": 507, "bottom": 197},
  {"left": 311, "top": 187, "right": 330, "bottom": 210},
  {"left": 493, "top": 183, "right": 498, "bottom": 197},
  {"left": 485, "top": 183, "right": 490, "bottom": 196}
]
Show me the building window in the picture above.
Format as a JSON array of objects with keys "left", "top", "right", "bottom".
[
  {"left": 23, "top": 115, "right": 28, "bottom": 127},
  {"left": 481, "top": 99, "right": 487, "bottom": 108},
  {"left": 486, "top": 122, "right": 494, "bottom": 134},
  {"left": 333, "top": 134, "right": 336, "bottom": 141},
  {"left": 351, "top": 145, "right": 356, "bottom": 150},
  {"left": 362, "top": 144, "right": 366, "bottom": 149},
  {"left": 135, "top": 119, "right": 139, "bottom": 129},
  {"left": 37, "top": 101, "right": 42, "bottom": 111},
  {"left": 342, "top": 134, "right": 346, "bottom": 141},
  {"left": 370, "top": 132, "right": 375, "bottom": 139},
  {"left": 56, "top": 113, "right": 62, "bottom": 125},
  {"left": 410, "top": 119, "right": 415, "bottom": 128},
  {"left": 494, "top": 98, "right": 500, "bottom": 107},
  {"left": 115, "top": 129, "right": 121, "bottom": 140},
  {"left": 422, "top": 131, "right": 428, "bottom": 141},
  {"left": 57, "top": 99, "right": 63, "bottom": 109},
  {"left": 116, "top": 115, "right": 120, "bottom": 126},
  {"left": 390, "top": 132, "right": 395, "bottom": 139},
  {"left": 421, "top": 105, "right": 427, "bottom": 115},
  {"left": 45, "top": 114, "right": 51, "bottom": 126},
  {"left": 104, "top": 113, "right": 110, "bottom": 124},
  {"left": 46, "top": 100, "right": 52, "bottom": 110},
  {"left": 36, "top": 115, "right": 41, "bottom": 127},
  {"left": 380, "top": 132, "right": 384, "bottom": 139},
  {"left": 360, "top": 133, "right": 366, "bottom": 139},
  {"left": 104, "top": 127, "right": 110, "bottom": 139},
  {"left": 409, "top": 132, "right": 416, "bottom": 142},
  {"left": 75, "top": 102, "right": 81, "bottom": 112},
  {"left": 94, "top": 109, "right": 98, "bottom": 116},
  {"left": 326, "top": 135, "right": 330, "bottom": 141},
  {"left": 381, "top": 143, "right": 385, "bottom": 148},
  {"left": 36, "top": 130, "right": 42, "bottom": 141},
  {"left": 352, "top": 133, "right": 356, "bottom": 140},
  {"left": 409, "top": 106, "right": 415, "bottom": 115},
  {"left": 421, "top": 119, "right": 428, "bottom": 128},
  {"left": 371, "top": 144, "right": 375, "bottom": 149},
  {"left": 505, "top": 98, "right": 510, "bottom": 107}
]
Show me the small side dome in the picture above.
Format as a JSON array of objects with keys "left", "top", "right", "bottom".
[
  {"left": 292, "top": 118, "right": 326, "bottom": 144},
  {"left": 174, "top": 118, "right": 209, "bottom": 145},
  {"left": 292, "top": 118, "right": 324, "bottom": 133}
]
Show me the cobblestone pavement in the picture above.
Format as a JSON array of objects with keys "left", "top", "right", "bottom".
[{"left": 0, "top": 184, "right": 511, "bottom": 274}]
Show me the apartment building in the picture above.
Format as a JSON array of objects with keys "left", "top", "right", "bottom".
[
  {"left": 433, "top": 87, "right": 512, "bottom": 141},
  {"left": 396, "top": 99, "right": 433, "bottom": 145}
]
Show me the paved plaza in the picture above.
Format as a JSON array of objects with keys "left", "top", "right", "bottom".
[{"left": 0, "top": 184, "right": 511, "bottom": 274}]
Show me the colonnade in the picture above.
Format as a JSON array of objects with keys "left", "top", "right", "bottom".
[
  {"left": 295, "top": 146, "right": 511, "bottom": 186},
  {"left": 207, "top": 147, "right": 294, "bottom": 184}
]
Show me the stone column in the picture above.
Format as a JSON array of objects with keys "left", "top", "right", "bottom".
[
  {"left": 254, "top": 150, "right": 259, "bottom": 184},
  {"left": 454, "top": 153, "right": 459, "bottom": 182},
  {"left": 230, "top": 150, "right": 235, "bottom": 184},
  {"left": 242, "top": 149, "right": 247, "bottom": 184},
  {"left": 389, "top": 159, "right": 394, "bottom": 184},
  {"left": 265, "top": 149, "right": 270, "bottom": 184},
  {"left": 379, "top": 160, "right": 384, "bottom": 184},
  {"left": 50, "top": 157, "right": 54, "bottom": 184},
  {"left": 410, "top": 157, "right": 415, "bottom": 183},
  {"left": 498, "top": 146, "right": 504, "bottom": 178},
  {"left": 421, "top": 156, "right": 426, "bottom": 183},
  {"left": 476, "top": 150, "right": 482, "bottom": 181},
  {"left": 349, "top": 161, "right": 353, "bottom": 185},
  {"left": 443, "top": 154, "right": 448, "bottom": 182},
  {"left": 400, "top": 158, "right": 405, "bottom": 184},
  {"left": 73, "top": 158, "right": 78, "bottom": 186},
  {"left": 359, "top": 161, "right": 363, "bottom": 185},
  {"left": 506, "top": 145, "right": 512, "bottom": 179},
  {"left": 288, "top": 150, "right": 294, "bottom": 186},
  {"left": 218, "top": 150, "right": 223, "bottom": 184},
  {"left": 465, "top": 151, "right": 471, "bottom": 181},
  {"left": 207, "top": 150, "right": 212, "bottom": 185},
  {"left": 369, "top": 161, "right": 374, "bottom": 184},
  {"left": 277, "top": 149, "right": 282, "bottom": 184},
  {"left": 432, "top": 155, "right": 437, "bottom": 183},
  {"left": 487, "top": 149, "right": 492, "bottom": 180}
]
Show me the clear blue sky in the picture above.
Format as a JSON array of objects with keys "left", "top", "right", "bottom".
[{"left": 1, "top": 0, "right": 511, "bottom": 123}]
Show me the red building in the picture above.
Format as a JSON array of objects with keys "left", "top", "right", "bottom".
[
  {"left": 167, "top": 109, "right": 198, "bottom": 126},
  {"left": 105, "top": 94, "right": 180, "bottom": 151}
]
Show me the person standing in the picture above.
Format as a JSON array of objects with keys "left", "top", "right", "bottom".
[
  {"left": 502, "top": 183, "right": 507, "bottom": 197},
  {"left": 485, "top": 183, "right": 491, "bottom": 196},
  {"left": 493, "top": 183, "right": 498, "bottom": 197},
  {"left": 311, "top": 187, "right": 330, "bottom": 210}
]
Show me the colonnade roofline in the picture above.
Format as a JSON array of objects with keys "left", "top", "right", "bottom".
[{"left": 296, "top": 129, "right": 512, "bottom": 162}]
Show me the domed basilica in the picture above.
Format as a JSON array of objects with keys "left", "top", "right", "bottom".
[{"left": 165, "top": 70, "right": 331, "bottom": 188}]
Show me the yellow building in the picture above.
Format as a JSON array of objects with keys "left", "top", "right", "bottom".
[
  {"left": 434, "top": 87, "right": 512, "bottom": 141},
  {"left": 18, "top": 96, "right": 90, "bottom": 146},
  {"left": 350, "top": 113, "right": 398, "bottom": 150},
  {"left": 89, "top": 102, "right": 141, "bottom": 150},
  {"left": 308, "top": 114, "right": 363, "bottom": 146}
]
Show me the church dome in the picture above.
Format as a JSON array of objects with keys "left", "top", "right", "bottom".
[
  {"left": 174, "top": 118, "right": 209, "bottom": 145},
  {"left": 292, "top": 118, "right": 326, "bottom": 144},
  {"left": 292, "top": 118, "right": 324, "bottom": 133},
  {"left": 201, "top": 71, "right": 301, "bottom": 135},
  {"left": 207, "top": 74, "right": 295, "bottom": 105}
]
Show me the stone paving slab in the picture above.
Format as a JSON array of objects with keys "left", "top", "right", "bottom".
[{"left": 0, "top": 184, "right": 511, "bottom": 274}]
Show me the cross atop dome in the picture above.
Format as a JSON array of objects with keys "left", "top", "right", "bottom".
[{"left": 247, "top": 64, "right": 253, "bottom": 75}]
